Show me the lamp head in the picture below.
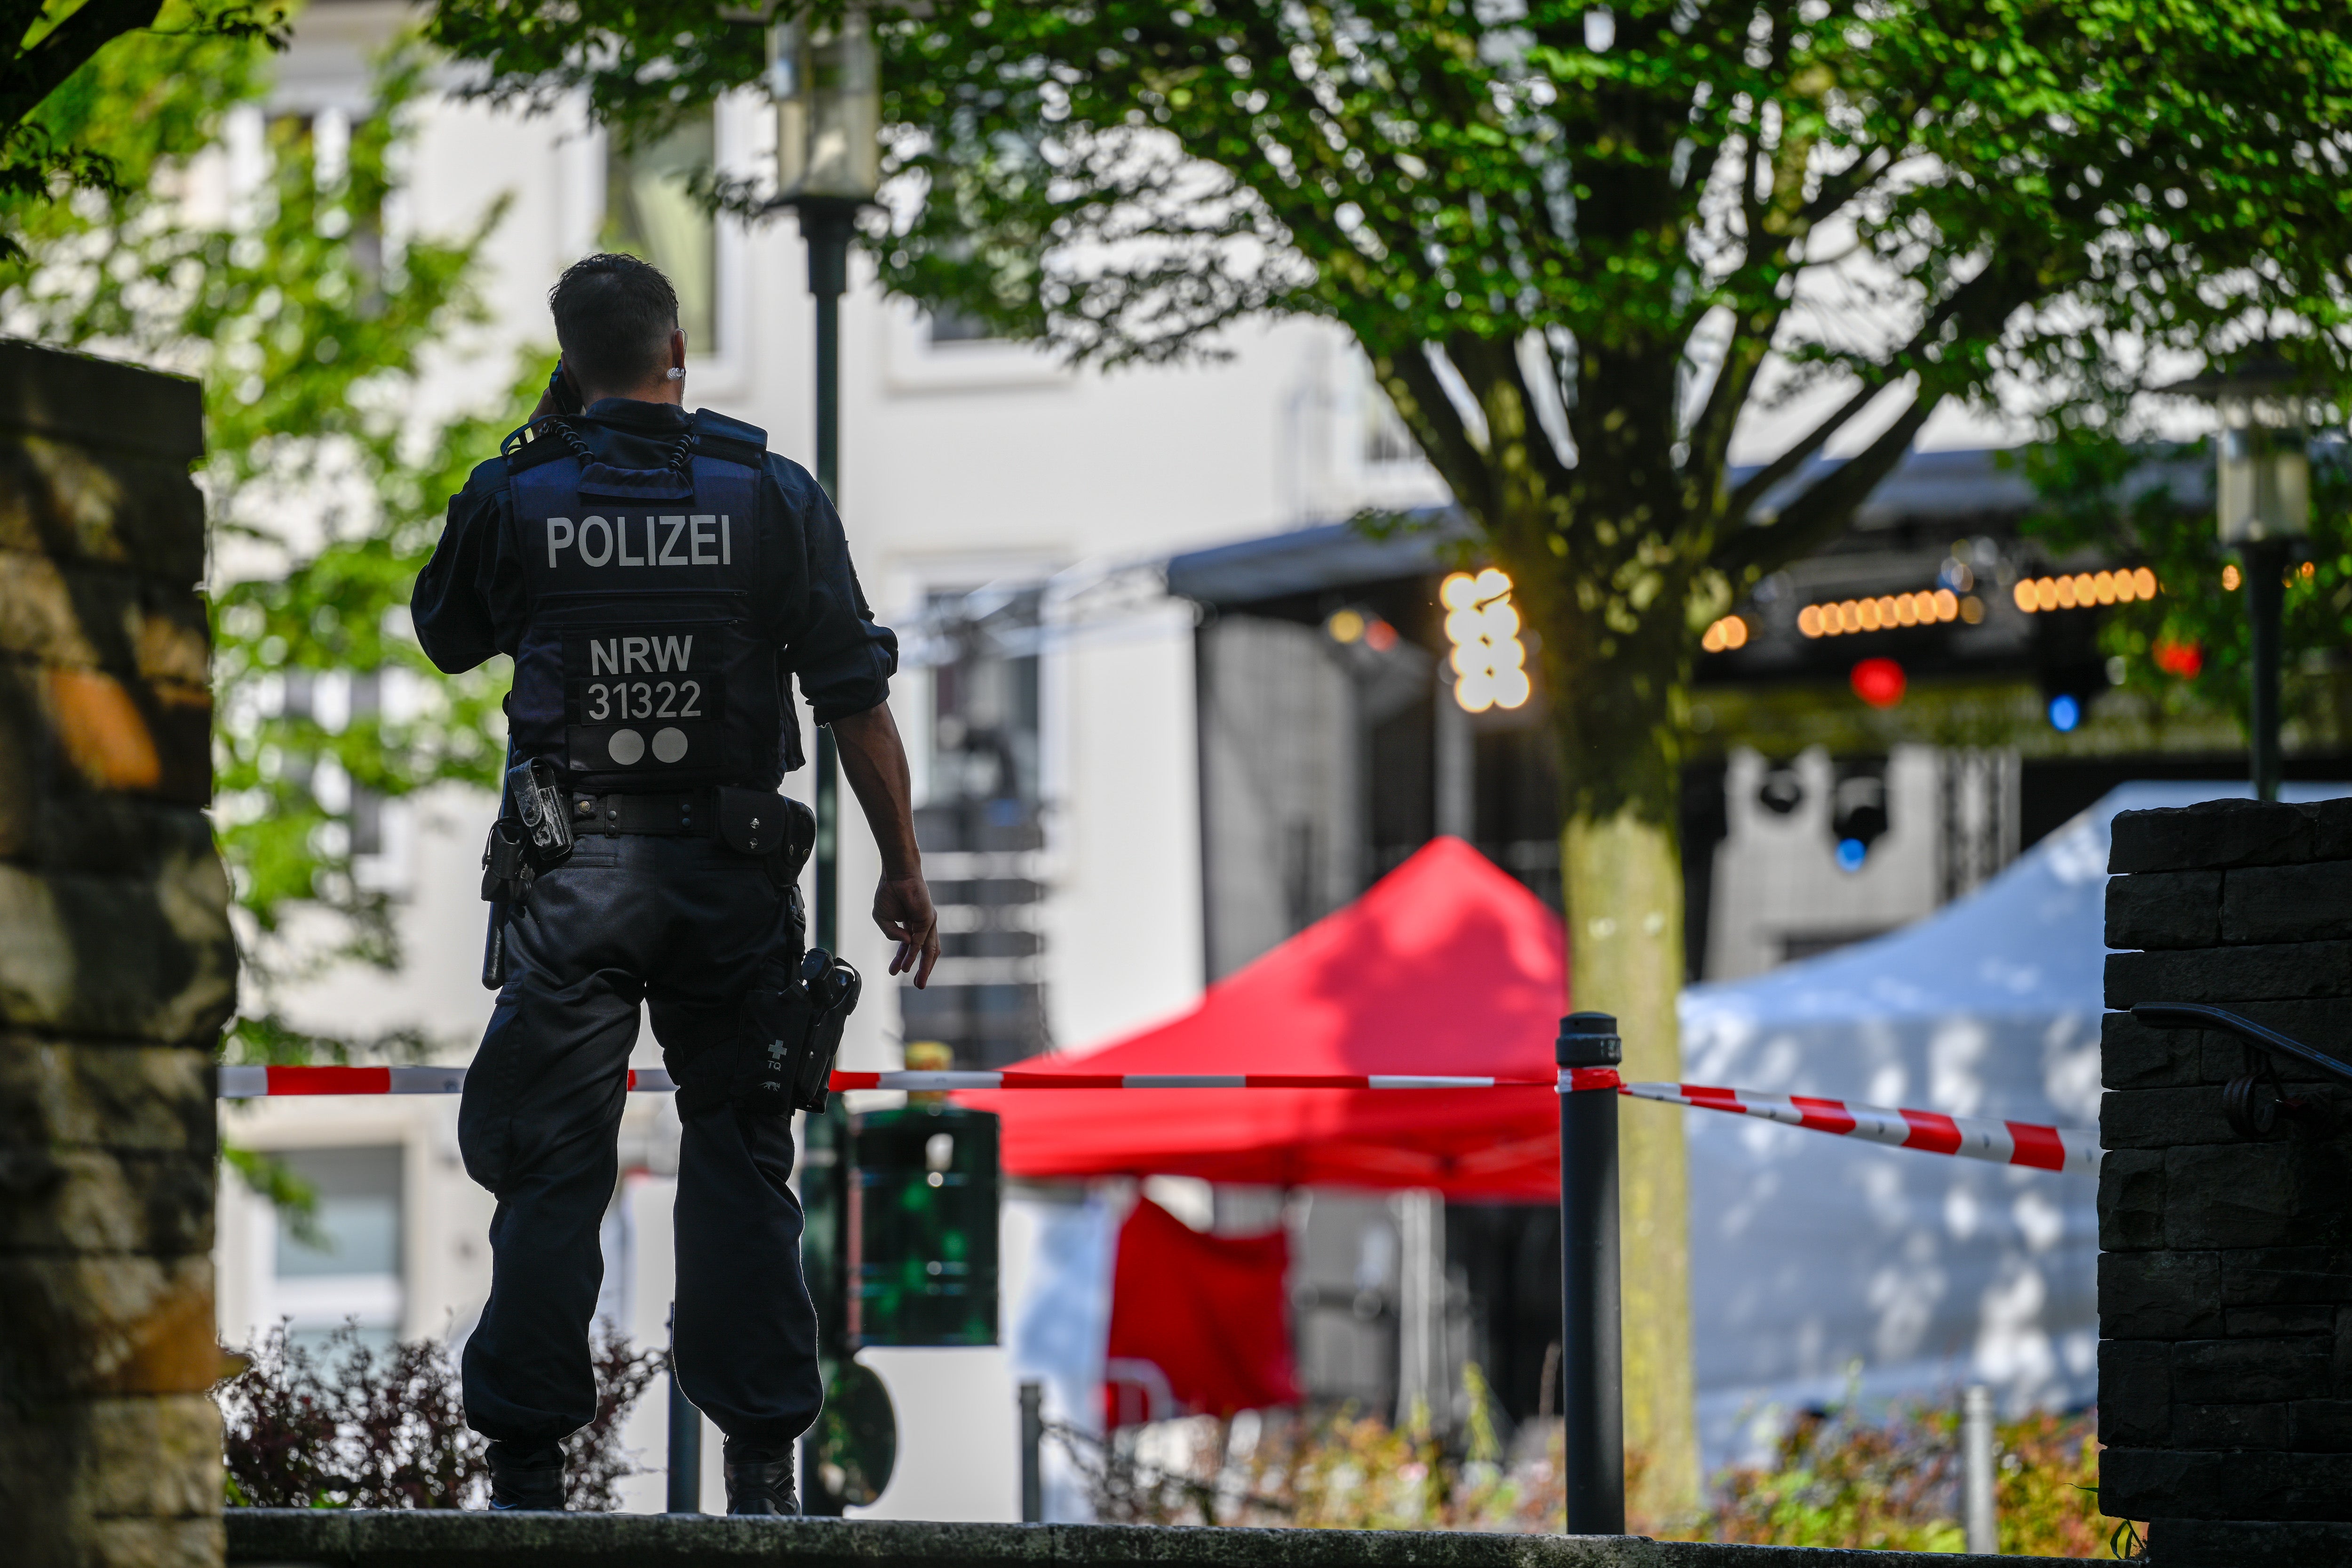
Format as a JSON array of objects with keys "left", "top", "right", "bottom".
[
  {"left": 2156, "top": 348, "right": 2316, "bottom": 544},
  {"left": 770, "top": 6, "right": 881, "bottom": 206}
]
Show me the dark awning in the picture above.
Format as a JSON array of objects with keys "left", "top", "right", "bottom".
[
  {"left": 1163, "top": 447, "right": 2207, "bottom": 611},
  {"left": 1163, "top": 509, "right": 1469, "bottom": 607}
]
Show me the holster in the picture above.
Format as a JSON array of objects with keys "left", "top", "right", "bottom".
[
  {"left": 479, "top": 760, "right": 578, "bottom": 989},
  {"left": 689, "top": 948, "right": 862, "bottom": 1120},
  {"left": 481, "top": 819, "right": 532, "bottom": 902},
  {"left": 481, "top": 759, "right": 577, "bottom": 913}
]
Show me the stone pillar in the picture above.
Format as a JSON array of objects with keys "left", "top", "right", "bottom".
[
  {"left": 2100, "top": 797, "right": 2352, "bottom": 1567},
  {"left": 0, "top": 343, "right": 232, "bottom": 1566}
]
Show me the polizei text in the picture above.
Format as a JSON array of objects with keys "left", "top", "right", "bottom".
[{"left": 543, "top": 514, "right": 731, "bottom": 569}]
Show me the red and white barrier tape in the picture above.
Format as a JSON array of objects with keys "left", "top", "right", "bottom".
[
  {"left": 217, "top": 1065, "right": 683, "bottom": 1096},
  {"left": 212, "top": 1066, "right": 1561, "bottom": 1097},
  {"left": 218, "top": 1064, "right": 2091, "bottom": 1172},
  {"left": 826, "top": 1069, "right": 1584, "bottom": 1091},
  {"left": 1621, "top": 1080, "right": 2099, "bottom": 1176}
]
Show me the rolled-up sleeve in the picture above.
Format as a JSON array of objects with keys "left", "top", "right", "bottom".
[
  {"left": 769, "top": 456, "right": 898, "bottom": 724},
  {"left": 413, "top": 457, "right": 517, "bottom": 674}
]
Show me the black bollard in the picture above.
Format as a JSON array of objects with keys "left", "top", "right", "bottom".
[
  {"left": 1557, "top": 1011, "right": 1624, "bottom": 1534},
  {"left": 1018, "top": 1380, "right": 1044, "bottom": 1522},
  {"left": 667, "top": 1303, "right": 701, "bottom": 1513}
]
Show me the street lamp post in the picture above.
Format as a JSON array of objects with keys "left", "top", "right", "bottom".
[
  {"left": 770, "top": 5, "right": 880, "bottom": 952},
  {"left": 768, "top": 5, "right": 881, "bottom": 1518},
  {"left": 2163, "top": 354, "right": 2313, "bottom": 802}
]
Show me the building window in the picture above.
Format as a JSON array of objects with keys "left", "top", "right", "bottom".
[
  {"left": 604, "top": 112, "right": 717, "bottom": 351},
  {"left": 901, "top": 588, "right": 1049, "bottom": 1069},
  {"left": 1363, "top": 383, "right": 1418, "bottom": 466},
  {"left": 269, "top": 1144, "right": 404, "bottom": 1353},
  {"left": 926, "top": 305, "right": 999, "bottom": 345}
]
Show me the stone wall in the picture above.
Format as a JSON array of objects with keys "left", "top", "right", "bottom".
[
  {"left": 225, "top": 1509, "right": 2070, "bottom": 1568},
  {"left": 0, "top": 342, "right": 233, "bottom": 1566},
  {"left": 2099, "top": 797, "right": 2352, "bottom": 1566}
]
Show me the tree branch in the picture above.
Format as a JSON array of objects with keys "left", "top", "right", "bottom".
[
  {"left": 1709, "top": 387, "right": 1941, "bottom": 582},
  {"left": 1720, "top": 372, "right": 1891, "bottom": 522},
  {"left": 1369, "top": 338, "right": 1495, "bottom": 522},
  {"left": 1685, "top": 308, "right": 1778, "bottom": 492},
  {"left": 1720, "top": 265, "right": 2013, "bottom": 523},
  {"left": 0, "top": 0, "right": 164, "bottom": 125},
  {"left": 1796, "top": 145, "right": 1894, "bottom": 231},
  {"left": 1450, "top": 329, "right": 1573, "bottom": 499}
]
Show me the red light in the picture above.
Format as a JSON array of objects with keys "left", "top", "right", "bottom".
[
  {"left": 1851, "top": 657, "right": 1906, "bottom": 709},
  {"left": 2153, "top": 637, "right": 2203, "bottom": 679},
  {"left": 1365, "top": 619, "right": 1398, "bottom": 652}
]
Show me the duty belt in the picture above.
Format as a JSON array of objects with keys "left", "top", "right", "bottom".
[{"left": 568, "top": 788, "right": 718, "bottom": 837}]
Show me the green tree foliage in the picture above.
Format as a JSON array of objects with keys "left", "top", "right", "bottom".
[
  {"left": 0, "top": 0, "right": 286, "bottom": 252},
  {"left": 424, "top": 2, "right": 2352, "bottom": 732},
  {"left": 5, "top": 38, "right": 533, "bottom": 1060}
]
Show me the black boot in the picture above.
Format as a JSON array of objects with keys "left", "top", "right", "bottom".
[
  {"left": 487, "top": 1441, "right": 566, "bottom": 1511},
  {"left": 722, "top": 1444, "right": 799, "bottom": 1516}
]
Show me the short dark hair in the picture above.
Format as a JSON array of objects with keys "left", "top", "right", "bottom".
[{"left": 548, "top": 253, "right": 680, "bottom": 393}]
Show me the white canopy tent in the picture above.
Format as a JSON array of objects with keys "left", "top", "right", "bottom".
[{"left": 1679, "top": 780, "right": 2344, "bottom": 1464}]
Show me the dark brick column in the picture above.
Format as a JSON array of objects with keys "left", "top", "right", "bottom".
[
  {"left": 2101, "top": 797, "right": 2352, "bottom": 1567},
  {"left": 0, "top": 342, "right": 230, "bottom": 1567}
]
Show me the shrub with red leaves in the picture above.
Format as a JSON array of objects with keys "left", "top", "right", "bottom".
[{"left": 217, "top": 1322, "right": 662, "bottom": 1511}]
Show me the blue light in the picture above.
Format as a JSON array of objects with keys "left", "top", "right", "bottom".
[
  {"left": 1836, "top": 837, "right": 1868, "bottom": 873},
  {"left": 2048, "top": 694, "right": 2082, "bottom": 732}
]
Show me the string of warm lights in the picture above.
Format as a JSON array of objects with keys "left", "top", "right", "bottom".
[
  {"left": 1441, "top": 568, "right": 1531, "bottom": 712},
  {"left": 1700, "top": 615, "right": 1748, "bottom": 652},
  {"left": 1798, "top": 589, "right": 1968, "bottom": 639},
  {"left": 2012, "top": 568, "right": 2158, "bottom": 613},
  {"left": 1324, "top": 605, "right": 1399, "bottom": 651}
]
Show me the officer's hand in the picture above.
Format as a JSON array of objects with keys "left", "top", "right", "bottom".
[{"left": 875, "top": 873, "right": 940, "bottom": 988}]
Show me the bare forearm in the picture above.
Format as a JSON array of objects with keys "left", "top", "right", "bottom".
[
  {"left": 832, "top": 700, "right": 921, "bottom": 877},
  {"left": 830, "top": 699, "right": 938, "bottom": 985}
]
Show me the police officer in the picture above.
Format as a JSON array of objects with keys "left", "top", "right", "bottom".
[{"left": 411, "top": 253, "right": 939, "bottom": 1513}]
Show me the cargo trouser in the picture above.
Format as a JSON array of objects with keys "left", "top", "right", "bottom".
[{"left": 457, "top": 831, "right": 823, "bottom": 1450}]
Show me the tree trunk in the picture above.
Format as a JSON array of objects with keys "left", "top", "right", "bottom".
[
  {"left": 1562, "top": 805, "right": 1698, "bottom": 1525},
  {"left": 1376, "top": 323, "right": 1706, "bottom": 1522},
  {"left": 0, "top": 344, "right": 231, "bottom": 1567},
  {"left": 1502, "top": 488, "right": 1703, "bottom": 1525}
]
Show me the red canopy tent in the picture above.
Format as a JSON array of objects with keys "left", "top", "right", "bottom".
[{"left": 960, "top": 836, "right": 1568, "bottom": 1200}]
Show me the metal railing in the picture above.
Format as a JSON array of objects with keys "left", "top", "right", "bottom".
[{"left": 2133, "top": 1003, "right": 2352, "bottom": 1138}]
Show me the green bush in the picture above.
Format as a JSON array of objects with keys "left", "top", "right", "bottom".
[
  {"left": 1054, "top": 1369, "right": 2134, "bottom": 1556},
  {"left": 1700, "top": 1401, "right": 2124, "bottom": 1557}
]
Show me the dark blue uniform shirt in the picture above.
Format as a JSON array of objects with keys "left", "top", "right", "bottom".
[{"left": 412, "top": 397, "right": 896, "bottom": 732}]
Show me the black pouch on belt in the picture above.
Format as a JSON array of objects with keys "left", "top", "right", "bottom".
[
  {"left": 730, "top": 948, "right": 863, "bottom": 1118},
  {"left": 718, "top": 786, "right": 817, "bottom": 888},
  {"left": 506, "top": 758, "right": 575, "bottom": 867}
]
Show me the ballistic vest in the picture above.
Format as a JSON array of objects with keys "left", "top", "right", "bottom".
[{"left": 502, "top": 409, "right": 796, "bottom": 793}]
